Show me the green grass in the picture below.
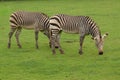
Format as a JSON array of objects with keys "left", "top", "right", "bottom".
[{"left": 0, "top": 0, "right": 120, "bottom": 80}]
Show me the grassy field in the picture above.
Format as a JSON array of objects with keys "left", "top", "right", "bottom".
[{"left": 0, "top": 0, "right": 120, "bottom": 80}]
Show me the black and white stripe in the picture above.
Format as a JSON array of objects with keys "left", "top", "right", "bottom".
[
  {"left": 8, "top": 11, "right": 50, "bottom": 49},
  {"left": 49, "top": 14, "right": 103, "bottom": 54},
  {"left": 50, "top": 14, "right": 101, "bottom": 36}
]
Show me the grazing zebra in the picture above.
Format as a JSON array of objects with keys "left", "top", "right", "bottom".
[
  {"left": 8, "top": 11, "right": 50, "bottom": 49},
  {"left": 49, "top": 14, "right": 108, "bottom": 55}
]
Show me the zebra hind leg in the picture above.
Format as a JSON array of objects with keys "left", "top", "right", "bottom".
[
  {"left": 8, "top": 28, "right": 16, "bottom": 48},
  {"left": 15, "top": 27, "right": 22, "bottom": 48}
]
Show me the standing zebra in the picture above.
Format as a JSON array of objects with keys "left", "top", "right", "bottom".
[
  {"left": 49, "top": 14, "right": 108, "bottom": 55},
  {"left": 8, "top": 11, "right": 50, "bottom": 49}
]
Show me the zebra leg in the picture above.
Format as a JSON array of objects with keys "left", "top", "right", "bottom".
[
  {"left": 51, "top": 36, "right": 56, "bottom": 54},
  {"left": 49, "top": 37, "right": 59, "bottom": 49},
  {"left": 56, "top": 34, "right": 64, "bottom": 54},
  {"left": 49, "top": 41, "right": 52, "bottom": 48},
  {"left": 8, "top": 28, "right": 16, "bottom": 48},
  {"left": 15, "top": 27, "right": 22, "bottom": 48},
  {"left": 35, "top": 31, "right": 39, "bottom": 49},
  {"left": 79, "top": 35, "right": 85, "bottom": 55}
]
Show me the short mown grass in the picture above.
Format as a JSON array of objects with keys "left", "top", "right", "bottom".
[{"left": 0, "top": 0, "right": 120, "bottom": 80}]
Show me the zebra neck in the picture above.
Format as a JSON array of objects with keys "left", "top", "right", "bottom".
[{"left": 90, "top": 28, "right": 101, "bottom": 38}]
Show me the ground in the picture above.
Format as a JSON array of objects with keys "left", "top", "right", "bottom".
[{"left": 0, "top": 0, "right": 120, "bottom": 80}]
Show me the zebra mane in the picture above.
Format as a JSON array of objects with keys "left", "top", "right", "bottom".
[
  {"left": 41, "top": 12, "right": 49, "bottom": 18},
  {"left": 87, "top": 17, "right": 102, "bottom": 38}
]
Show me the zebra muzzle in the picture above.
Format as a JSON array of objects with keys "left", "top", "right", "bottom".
[{"left": 99, "top": 52, "right": 103, "bottom": 55}]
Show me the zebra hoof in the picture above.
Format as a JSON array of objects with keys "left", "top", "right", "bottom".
[
  {"left": 8, "top": 43, "right": 11, "bottom": 48},
  {"left": 79, "top": 51, "right": 83, "bottom": 55},
  {"left": 55, "top": 46, "right": 59, "bottom": 48},
  {"left": 60, "top": 50, "right": 64, "bottom": 54},
  {"left": 52, "top": 50, "right": 56, "bottom": 55},
  {"left": 36, "top": 47, "right": 39, "bottom": 49},
  {"left": 19, "top": 46, "right": 22, "bottom": 48},
  {"left": 35, "top": 45, "right": 39, "bottom": 49},
  {"left": 18, "top": 44, "right": 22, "bottom": 48}
]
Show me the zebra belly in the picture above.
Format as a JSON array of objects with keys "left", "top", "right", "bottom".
[
  {"left": 63, "top": 29, "right": 79, "bottom": 34},
  {"left": 22, "top": 25, "right": 35, "bottom": 30},
  {"left": 62, "top": 26, "right": 79, "bottom": 34}
]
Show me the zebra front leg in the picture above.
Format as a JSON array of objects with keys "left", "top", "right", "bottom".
[
  {"left": 15, "top": 27, "right": 22, "bottom": 48},
  {"left": 35, "top": 31, "right": 39, "bottom": 49},
  {"left": 79, "top": 35, "right": 85, "bottom": 55},
  {"left": 8, "top": 28, "right": 16, "bottom": 48},
  {"left": 49, "top": 41, "right": 51, "bottom": 48}
]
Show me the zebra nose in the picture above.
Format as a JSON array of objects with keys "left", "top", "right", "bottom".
[
  {"left": 55, "top": 46, "right": 59, "bottom": 48},
  {"left": 99, "top": 52, "right": 103, "bottom": 55}
]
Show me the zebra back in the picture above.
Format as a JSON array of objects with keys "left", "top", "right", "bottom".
[
  {"left": 49, "top": 14, "right": 101, "bottom": 37},
  {"left": 10, "top": 11, "right": 49, "bottom": 31}
]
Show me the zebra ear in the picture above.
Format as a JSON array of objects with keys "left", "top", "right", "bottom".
[
  {"left": 94, "top": 37, "right": 97, "bottom": 40},
  {"left": 91, "top": 37, "right": 97, "bottom": 40},
  {"left": 102, "top": 32, "right": 108, "bottom": 39}
]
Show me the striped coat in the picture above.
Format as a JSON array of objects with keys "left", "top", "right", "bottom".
[
  {"left": 8, "top": 11, "right": 50, "bottom": 49},
  {"left": 49, "top": 14, "right": 108, "bottom": 55}
]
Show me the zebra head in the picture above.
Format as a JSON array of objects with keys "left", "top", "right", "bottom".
[
  {"left": 43, "top": 30, "right": 59, "bottom": 48},
  {"left": 93, "top": 33, "right": 108, "bottom": 55},
  {"left": 43, "top": 30, "right": 52, "bottom": 48}
]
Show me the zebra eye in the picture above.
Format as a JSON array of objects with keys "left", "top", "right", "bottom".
[{"left": 102, "top": 33, "right": 108, "bottom": 39}]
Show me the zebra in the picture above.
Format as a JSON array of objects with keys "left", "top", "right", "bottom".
[
  {"left": 8, "top": 11, "right": 50, "bottom": 49},
  {"left": 49, "top": 14, "right": 108, "bottom": 55}
]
